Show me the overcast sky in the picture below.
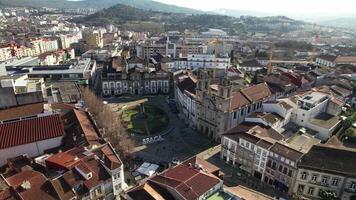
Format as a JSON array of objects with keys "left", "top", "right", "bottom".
[{"left": 155, "top": 0, "right": 355, "bottom": 16}]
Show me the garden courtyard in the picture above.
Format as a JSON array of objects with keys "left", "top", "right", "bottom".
[{"left": 121, "top": 103, "right": 169, "bottom": 136}]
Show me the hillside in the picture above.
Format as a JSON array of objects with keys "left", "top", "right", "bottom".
[
  {"left": 0, "top": 0, "right": 202, "bottom": 14},
  {"left": 318, "top": 18, "right": 356, "bottom": 30},
  {"left": 72, "top": 4, "right": 245, "bottom": 33},
  {"left": 72, "top": 4, "right": 312, "bottom": 35}
]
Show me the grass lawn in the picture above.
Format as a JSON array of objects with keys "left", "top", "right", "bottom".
[
  {"left": 207, "top": 191, "right": 233, "bottom": 200},
  {"left": 122, "top": 104, "right": 169, "bottom": 135}
]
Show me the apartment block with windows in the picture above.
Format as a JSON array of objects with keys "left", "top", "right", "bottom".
[{"left": 293, "top": 145, "right": 356, "bottom": 200}]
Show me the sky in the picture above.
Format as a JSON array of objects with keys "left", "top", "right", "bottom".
[{"left": 155, "top": 0, "right": 356, "bottom": 17}]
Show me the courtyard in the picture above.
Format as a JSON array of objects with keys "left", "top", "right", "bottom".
[{"left": 122, "top": 103, "right": 169, "bottom": 135}]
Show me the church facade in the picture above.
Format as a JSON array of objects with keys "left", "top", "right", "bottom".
[{"left": 195, "top": 69, "right": 273, "bottom": 141}]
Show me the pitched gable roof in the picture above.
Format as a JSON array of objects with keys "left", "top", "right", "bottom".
[
  {"left": 150, "top": 162, "right": 221, "bottom": 200},
  {"left": 231, "top": 83, "right": 272, "bottom": 110},
  {"left": 0, "top": 114, "right": 65, "bottom": 150}
]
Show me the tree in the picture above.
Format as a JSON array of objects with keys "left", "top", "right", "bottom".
[
  {"left": 319, "top": 189, "right": 339, "bottom": 200},
  {"left": 80, "top": 87, "right": 135, "bottom": 161}
]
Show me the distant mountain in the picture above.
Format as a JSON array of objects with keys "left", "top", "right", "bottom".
[
  {"left": 0, "top": 0, "right": 202, "bottom": 14},
  {"left": 73, "top": 4, "right": 243, "bottom": 33},
  {"left": 213, "top": 9, "right": 272, "bottom": 18},
  {"left": 317, "top": 18, "right": 356, "bottom": 30},
  {"left": 73, "top": 3, "right": 316, "bottom": 35}
]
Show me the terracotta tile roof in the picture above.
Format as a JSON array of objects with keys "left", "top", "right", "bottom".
[
  {"left": 95, "top": 144, "right": 122, "bottom": 170},
  {"left": 270, "top": 142, "right": 303, "bottom": 162},
  {"left": 45, "top": 147, "right": 86, "bottom": 170},
  {"left": 317, "top": 55, "right": 337, "bottom": 62},
  {"left": 73, "top": 110, "right": 100, "bottom": 146},
  {"left": 182, "top": 156, "right": 219, "bottom": 175},
  {"left": 241, "top": 83, "right": 272, "bottom": 103},
  {"left": 0, "top": 114, "right": 65, "bottom": 150},
  {"left": 0, "top": 103, "right": 44, "bottom": 121},
  {"left": 50, "top": 176, "right": 76, "bottom": 200},
  {"left": 62, "top": 171, "right": 85, "bottom": 193},
  {"left": 5, "top": 170, "right": 58, "bottom": 200},
  {"left": 231, "top": 91, "right": 250, "bottom": 110},
  {"left": 225, "top": 124, "right": 283, "bottom": 142},
  {"left": 0, "top": 188, "right": 16, "bottom": 200},
  {"left": 81, "top": 156, "right": 111, "bottom": 190},
  {"left": 231, "top": 83, "right": 272, "bottom": 110},
  {"left": 150, "top": 163, "right": 221, "bottom": 200},
  {"left": 76, "top": 162, "right": 92, "bottom": 175},
  {"left": 48, "top": 148, "right": 112, "bottom": 194}
]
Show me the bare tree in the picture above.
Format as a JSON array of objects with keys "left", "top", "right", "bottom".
[{"left": 80, "top": 87, "right": 135, "bottom": 161}]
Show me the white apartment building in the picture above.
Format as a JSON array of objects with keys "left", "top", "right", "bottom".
[
  {"left": 265, "top": 91, "right": 342, "bottom": 141},
  {"left": 60, "top": 33, "right": 81, "bottom": 49},
  {"left": 187, "top": 54, "right": 230, "bottom": 70}
]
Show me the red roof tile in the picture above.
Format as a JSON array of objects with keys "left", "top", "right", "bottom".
[
  {"left": 231, "top": 92, "right": 250, "bottom": 110},
  {"left": 0, "top": 103, "right": 44, "bottom": 121},
  {"left": 73, "top": 110, "right": 100, "bottom": 145},
  {"left": 6, "top": 170, "right": 58, "bottom": 200},
  {"left": 0, "top": 114, "right": 65, "bottom": 150},
  {"left": 151, "top": 163, "right": 221, "bottom": 200},
  {"left": 96, "top": 144, "right": 122, "bottom": 170},
  {"left": 231, "top": 83, "right": 272, "bottom": 110},
  {"left": 241, "top": 83, "right": 272, "bottom": 103},
  {"left": 45, "top": 147, "right": 85, "bottom": 170}
]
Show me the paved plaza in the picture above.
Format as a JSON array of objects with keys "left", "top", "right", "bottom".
[{"left": 105, "top": 95, "right": 216, "bottom": 165}]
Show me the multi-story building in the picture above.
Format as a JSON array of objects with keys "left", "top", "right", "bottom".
[
  {"left": 187, "top": 54, "right": 230, "bottom": 70},
  {"left": 221, "top": 121, "right": 321, "bottom": 195},
  {"left": 221, "top": 124, "right": 284, "bottom": 180},
  {"left": 27, "top": 58, "right": 96, "bottom": 82},
  {"left": 81, "top": 30, "right": 104, "bottom": 52},
  {"left": 101, "top": 57, "right": 170, "bottom": 96},
  {"left": 136, "top": 39, "right": 207, "bottom": 59},
  {"left": 293, "top": 145, "right": 356, "bottom": 200},
  {"left": 265, "top": 142, "right": 303, "bottom": 194},
  {"left": 315, "top": 55, "right": 337, "bottom": 67},
  {"left": 175, "top": 72, "right": 198, "bottom": 126},
  {"left": 195, "top": 69, "right": 273, "bottom": 141},
  {"left": 264, "top": 90, "right": 343, "bottom": 141},
  {"left": 59, "top": 33, "right": 81, "bottom": 49}
]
